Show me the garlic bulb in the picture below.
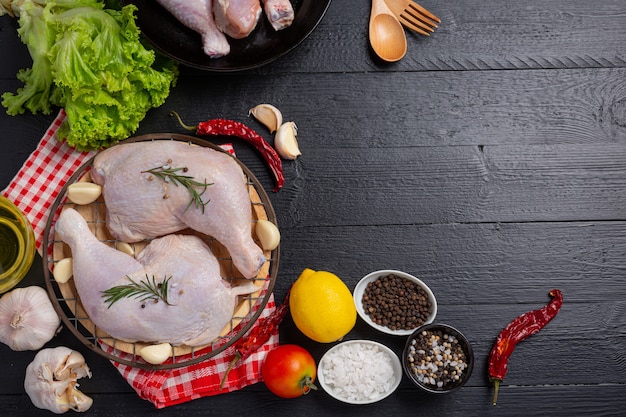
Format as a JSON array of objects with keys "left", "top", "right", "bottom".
[
  {"left": 0, "top": 286, "right": 61, "bottom": 351},
  {"left": 25, "top": 346, "right": 93, "bottom": 414},
  {"left": 274, "top": 121, "right": 301, "bottom": 160}
]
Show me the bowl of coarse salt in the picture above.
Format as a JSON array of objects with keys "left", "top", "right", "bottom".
[
  {"left": 317, "top": 340, "right": 402, "bottom": 404},
  {"left": 403, "top": 323, "right": 474, "bottom": 394}
]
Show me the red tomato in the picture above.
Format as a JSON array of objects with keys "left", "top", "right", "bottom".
[{"left": 262, "top": 344, "right": 317, "bottom": 398}]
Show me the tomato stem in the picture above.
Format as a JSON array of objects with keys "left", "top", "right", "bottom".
[{"left": 300, "top": 375, "right": 318, "bottom": 395}]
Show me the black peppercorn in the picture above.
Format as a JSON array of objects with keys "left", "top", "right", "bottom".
[{"left": 362, "top": 274, "right": 433, "bottom": 331}]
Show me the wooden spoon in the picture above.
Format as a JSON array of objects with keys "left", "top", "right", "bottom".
[{"left": 369, "top": 0, "right": 407, "bottom": 62}]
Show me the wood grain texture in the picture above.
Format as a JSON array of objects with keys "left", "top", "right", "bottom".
[
  {"left": 1, "top": 0, "right": 626, "bottom": 415},
  {"left": 139, "top": 68, "right": 626, "bottom": 147},
  {"left": 0, "top": 80, "right": 56, "bottom": 189},
  {"left": 262, "top": 145, "right": 626, "bottom": 225},
  {"left": 274, "top": 221, "right": 626, "bottom": 301},
  {"left": 1, "top": 385, "right": 626, "bottom": 416}
]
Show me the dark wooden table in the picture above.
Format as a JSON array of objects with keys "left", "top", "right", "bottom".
[{"left": 2, "top": 1, "right": 626, "bottom": 416}]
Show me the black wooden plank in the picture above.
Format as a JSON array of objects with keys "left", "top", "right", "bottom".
[
  {"left": 0, "top": 16, "right": 31, "bottom": 79},
  {"left": 3, "top": 68, "right": 625, "bottom": 181},
  {"left": 274, "top": 221, "right": 626, "bottom": 304},
  {"left": 135, "top": 68, "right": 626, "bottom": 149},
  {"left": 400, "top": 0, "right": 626, "bottom": 71},
  {"left": 0, "top": 81, "right": 57, "bottom": 190},
  {"left": 260, "top": 144, "right": 626, "bottom": 226},
  {"left": 1, "top": 384, "right": 625, "bottom": 416}
]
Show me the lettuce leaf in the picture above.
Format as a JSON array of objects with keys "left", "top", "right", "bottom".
[{"left": 1, "top": 0, "right": 178, "bottom": 150}]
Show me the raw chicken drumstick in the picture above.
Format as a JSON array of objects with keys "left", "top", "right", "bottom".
[
  {"left": 156, "top": 0, "right": 230, "bottom": 57},
  {"left": 262, "top": 0, "right": 294, "bottom": 31},
  {"left": 214, "top": 0, "right": 262, "bottom": 39}
]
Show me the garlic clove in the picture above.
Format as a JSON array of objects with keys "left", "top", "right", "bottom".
[
  {"left": 274, "top": 121, "right": 301, "bottom": 160},
  {"left": 140, "top": 342, "right": 172, "bottom": 365},
  {"left": 0, "top": 286, "right": 61, "bottom": 351},
  {"left": 67, "top": 388, "right": 94, "bottom": 412},
  {"left": 67, "top": 182, "right": 102, "bottom": 205},
  {"left": 249, "top": 104, "right": 283, "bottom": 133},
  {"left": 255, "top": 219, "right": 281, "bottom": 251},
  {"left": 58, "top": 351, "right": 92, "bottom": 380},
  {"left": 115, "top": 241, "right": 135, "bottom": 257},
  {"left": 53, "top": 258, "right": 73, "bottom": 284},
  {"left": 24, "top": 346, "right": 93, "bottom": 414},
  {"left": 78, "top": 171, "right": 92, "bottom": 183}
]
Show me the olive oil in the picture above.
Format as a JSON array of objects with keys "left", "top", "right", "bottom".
[
  {"left": 0, "top": 196, "right": 35, "bottom": 293},
  {"left": 0, "top": 221, "right": 20, "bottom": 273}
]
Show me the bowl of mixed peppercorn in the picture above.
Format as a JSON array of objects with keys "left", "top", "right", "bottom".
[
  {"left": 353, "top": 270, "right": 437, "bottom": 336},
  {"left": 402, "top": 323, "right": 474, "bottom": 394}
]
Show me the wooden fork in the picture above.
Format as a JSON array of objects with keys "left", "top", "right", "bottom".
[{"left": 383, "top": 0, "right": 441, "bottom": 36}]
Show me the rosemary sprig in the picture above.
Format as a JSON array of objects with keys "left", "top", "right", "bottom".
[
  {"left": 143, "top": 164, "right": 213, "bottom": 213},
  {"left": 102, "top": 274, "right": 174, "bottom": 309}
]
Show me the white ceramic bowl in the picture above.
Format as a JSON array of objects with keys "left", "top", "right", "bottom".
[
  {"left": 317, "top": 340, "right": 402, "bottom": 404},
  {"left": 353, "top": 270, "right": 437, "bottom": 336}
]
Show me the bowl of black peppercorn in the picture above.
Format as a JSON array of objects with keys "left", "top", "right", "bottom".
[
  {"left": 353, "top": 270, "right": 437, "bottom": 336},
  {"left": 402, "top": 323, "right": 474, "bottom": 394}
]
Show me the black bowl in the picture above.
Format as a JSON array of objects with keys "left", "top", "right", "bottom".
[
  {"left": 402, "top": 323, "right": 474, "bottom": 394},
  {"left": 121, "top": 0, "right": 331, "bottom": 71}
]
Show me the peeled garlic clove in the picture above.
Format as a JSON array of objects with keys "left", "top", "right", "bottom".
[
  {"left": 78, "top": 171, "right": 92, "bottom": 183},
  {"left": 140, "top": 342, "right": 172, "bottom": 365},
  {"left": 249, "top": 104, "right": 283, "bottom": 133},
  {"left": 0, "top": 286, "right": 61, "bottom": 351},
  {"left": 67, "top": 182, "right": 102, "bottom": 205},
  {"left": 115, "top": 241, "right": 135, "bottom": 257},
  {"left": 24, "top": 346, "right": 93, "bottom": 413},
  {"left": 274, "top": 121, "right": 301, "bottom": 160},
  {"left": 53, "top": 258, "right": 73, "bottom": 284},
  {"left": 255, "top": 219, "right": 281, "bottom": 251}
]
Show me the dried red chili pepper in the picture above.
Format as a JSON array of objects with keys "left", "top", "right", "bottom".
[
  {"left": 170, "top": 111, "right": 284, "bottom": 192},
  {"left": 488, "top": 289, "right": 563, "bottom": 405},
  {"left": 219, "top": 288, "right": 291, "bottom": 390}
]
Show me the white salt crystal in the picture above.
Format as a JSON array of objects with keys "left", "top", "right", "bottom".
[{"left": 321, "top": 342, "right": 397, "bottom": 403}]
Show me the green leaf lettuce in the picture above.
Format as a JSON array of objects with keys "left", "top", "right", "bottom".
[{"left": 1, "top": 0, "right": 178, "bottom": 150}]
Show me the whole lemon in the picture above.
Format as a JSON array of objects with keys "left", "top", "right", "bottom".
[{"left": 290, "top": 268, "right": 357, "bottom": 343}]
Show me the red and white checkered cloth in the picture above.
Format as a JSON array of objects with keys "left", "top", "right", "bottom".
[
  {"left": 2, "top": 109, "right": 95, "bottom": 253},
  {"left": 1, "top": 109, "right": 278, "bottom": 408},
  {"left": 100, "top": 294, "right": 276, "bottom": 408}
]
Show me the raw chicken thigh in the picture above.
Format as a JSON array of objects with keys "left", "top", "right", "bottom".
[
  {"left": 90, "top": 140, "right": 265, "bottom": 279},
  {"left": 156, "top": 0, "right": 230, "bottom": 57},
  {"left": 214, "top": 0, "right": 262, "bottom": 39},
  {"left": 55, "top": 208, "right": 259, "bottom": 346}
]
